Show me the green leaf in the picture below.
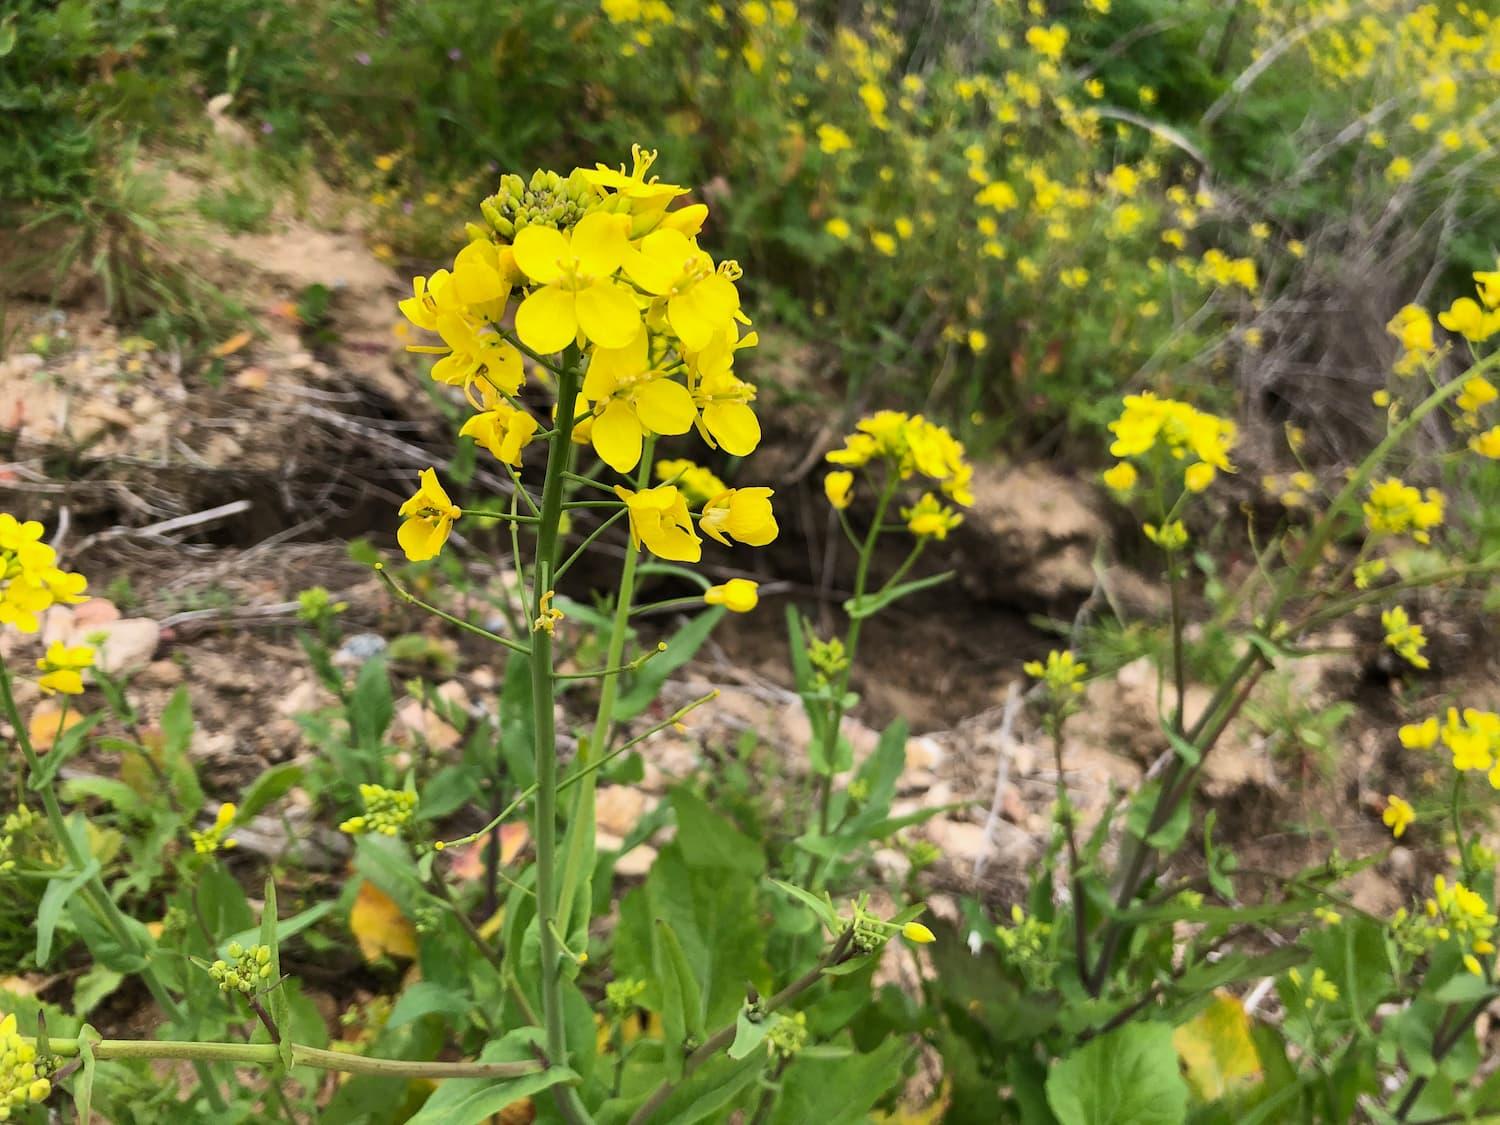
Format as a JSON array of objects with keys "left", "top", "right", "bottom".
[
  {"left": 656, "top": 919, "right": 706, "bottom": 1045},
  {"left": 1046, "top": 1022, "right": 1189, "bottom": 1125},
  {"left": 238, "top": 763, "right": 304, "bottom": 821},
  {"left": 1431, "top": 972, "right": 1494, "bottom": 1005},
  {"left": 1163, "top": 725, "right": 1201, "bottom": 768},
  {"left": 769, "top": 879, "right": 841, "bottom": 934},
  {"left": 75, "top": 1025, "right": 98, "bottom": 1125},
  {"left": 728, "top": 1008, "right": 769, "bottom": 1060},
  {"left": 70, "top": 965, "right": 123, "bottom": 1017},
  {"left": 671, "top": 789, "right": 764, "bottom": 876},
  {"left": 404, "top": 1029, "right": 577, "bottom": 1125},
  {"left": 843, "top": 570, "right": 953, "bottom": 620},
  {"left": 388, "top": 982, "right": 472, "bottom": 1028},
  {"left": 615, "top": 607, "right": 725, "bottom": 722},
  {"left": 261, "top": 876, "right": 293, "bottom": 1070},
  {"left": 770, "top": 1036, "right": 910, "bottom": 1124},
  {"left": 350, "top": 657, "right": 394, "bottom": 751},
  {"left": 37, "top": 859, "right": 99, "bottom": 965}
]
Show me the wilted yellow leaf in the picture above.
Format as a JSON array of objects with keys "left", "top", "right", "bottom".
[
  {"left": 210, "top": 330, "right": 253, "bottom": 358},
  {"left": 29, "top": 704, "right": 84, "bottom": 751},
  {"left": 1173, "top": 992, "right": 1262, "bottom": 1101},
  {"left": 350, "top": 881, "right": 418, "bottom": 962}
]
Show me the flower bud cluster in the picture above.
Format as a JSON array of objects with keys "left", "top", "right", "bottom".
[
  {"left": 339, "top": 784, "right": 418, "bottom": 838},
  {"left": 478, "top": 169, "right": 594, "bottom": 239},
  {"left": 208, "top": 942, "right": 274, "bottom": 995}
]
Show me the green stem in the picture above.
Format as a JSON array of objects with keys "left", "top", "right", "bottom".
[
  {"left": 375, "top": 564, "right": 531, "bottom": 655},
  {"left": 527, "top": 357, "right": 582, "bottom": 1108},
  {"left": 0, "top": 659, "right": 228, "bottom": 1111},
  {"left": 815, "top": 476, "right": 895, "bottom": 838},
  {"left": 556, "top": 439, "right": 653, "bottom": 943},
  {"left": 37, "top": 1036, "right": 547, "bottom": 1079}
]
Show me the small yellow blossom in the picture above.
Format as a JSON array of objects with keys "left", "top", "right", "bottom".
[
  {"left": 902, "top": 921, "right": 936, "bottom": 944},
  {"left": 1101, "top": 462, "right": 1138, "bottom": 494},
  {"left": 1382, "top": 794, "right": 1415, "bottom": 838},
  {"left": 1023, "top": 649, "right": 1087, "bottom": 695},
  {"left": 704, "top": 579, "right": 759, "bottom": 613},
  {"left": 615, "top": 484, "right": 702, "bottom": 562},
  {"left": 191, "top": 802, "right": 239, "bottom": 855},
  {"left": 824, "top": 470, "right": 854, "bottom": 510},
  {"left": 1143, "top": 520, "right": 1188, "bottom": 550},
  {"left": 1399, "top": 716, "right": 1438, "bottom": 750},
  {"left": 398, "top": 469, "right": 461, "bottom": 562},
  {"left": 1381, "top": 607, "right": 1430, "bottom": 670},
  {"left": 36, "top": 642, "right": 94, "bottom": 695}
]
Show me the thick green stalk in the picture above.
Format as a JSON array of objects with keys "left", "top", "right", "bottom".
[
  {"left": 556, "top": 439, "right": 653, "bottom": 941},
  {"left": 36, "top": 1037, "right": 545, "bottom": 1078},
  {"left": 525, "top": 360, "right": 589, "bottom": 1125},
  {"left": 0, "top": 659, "right": 228, "bottom": 1110}
]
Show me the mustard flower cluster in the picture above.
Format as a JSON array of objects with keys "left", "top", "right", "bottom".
[
  {"left": 340, "top": 784, "right": 418, "bottom": 838},
  {"left": 35, "top": 641, "right": 93, "bottom": 696},
  {"left": 823, "top": 412, "right": 973, "bottom": 540},
  {"left": 1023, "top": 649, "right": 1087, "bottom": 699},
  {"left": 396, "top": 147, "right": 780, "bottom": 571},
  {"left": 0, "top": 513, "right": 88, "bottom": 634},
  {"left": 0, "top": 807, "right": 38, "bottom": 876},
  {"left": 1106, "top": 393, "right": 1237, "bottom": 489},
  {"left": 190, "top": 802, "right": 239, "bottom": 855},
  {"left": 1363, "top": 478, "right": 1444, "bottom": 544},
  {"left": 0, "top": 1013, "right": 50, "bottom": 1120},
  {"left": 1393, "top": 876, "right": 1497, "bottom": 976},
  {"left": 1380, "top": 607, "right": 1430, "bottom": 671},
  {"left": 995, "top": 904, "right": 1056, "bottom": 989},
  {"left": 207, "top": 941, "right": 274, "bottom": 995},
  {"left": 1382, "top": 794, "right": 1415, "bottom": 838},
  {"left": 1286, "top": 966, "right": 1339, "bottom": 1009},
  {"left": 1399, "top": 708, "right": 1500, "bottom": 784}
]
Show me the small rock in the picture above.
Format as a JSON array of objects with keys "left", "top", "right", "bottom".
[
  {"left": 74, "top": 599, "right": 122, "bottom": 629},
  {"left": 277, "top": 678, "right": 325, "bottom": 717},
  {"left": 141, "top": 659, "right": 184, "bottom": 687},
  {"left": 872, "top": 847, "right": 912, "bottom": 883},
  {"left": 86, "top": 618, "right": 161, "bottom": 675},
  {"left": 613, "top": 844, "right": 658, "bottom": 879},
  {"left": 596, "top": 785, "right": 652, "bottom": 838},
  {"left": 335, "top": 633, "right": 388, "bottom": 668},
  {"left": 395, "top": 698, "right": 460, "bottom": 752}
]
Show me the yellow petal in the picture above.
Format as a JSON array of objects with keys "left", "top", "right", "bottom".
[
  {"left": 512, "top": 225, "right": 569, "bottom": 285},
  {"left": 632, "top": 378, "right": 696, "bottom": 435},
  {"left": 575, "top": 281, "right": 641, "bottom": 349},
  {"left": 452, "top": 241, "right": 507, "bottom": 305},
  {"left": 592, "top": 399, "right": 644, "bottom": 473},
  {"left": 398, "top": 517, "right": 447, "bottom": 562},
  {"left": 570, "top": 211, "right": 630, "bottom": 278},
  {"left": 515, "top": 284, "right": 578, "bottom": 354},
  {"left": 704, "top": 402, "right": 761, "bottom": 456}
]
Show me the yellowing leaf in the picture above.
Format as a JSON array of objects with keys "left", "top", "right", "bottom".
[
  {"left": 29, "top": 704, "right": 84, "bottom": 751},
  {"left": 1173, "top": 992, "right": 1262, "bottom": 1101},
  {"left": 210, "top": 330, "right": 253, "bottom": 358},
  {"left": 350, "top": 881, "right": 418, "bottom": 962}
]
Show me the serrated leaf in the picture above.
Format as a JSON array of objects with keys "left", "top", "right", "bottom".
[{"left": 1172, "top": 992, "right": 1262, "bottom": 1101}]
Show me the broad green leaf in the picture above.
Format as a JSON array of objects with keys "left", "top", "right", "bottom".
[
  {"left": 1172, "top": 992, "right": 1262, "bottom": 1101},
  {"left": 655, "top": 918, "right": 706, "bottom": 1049},
  {"left": 1046, "top": 1022, "right": 1189, "bottom": 1125},
  {"left": 37, "top": 859, "right": 99, "bottom": 965},
  {"left": 770, "top": 1036, "right": 910, "bottom": 1125},
  {"left": 671, "top": 789, "right": 764, "bottom": 876},
  {"left": 388, "top": 982, "right": 473, "bottom": 1028},
  {"left": 404, "top": 1028, "right": 577, "bottom": 1125}
]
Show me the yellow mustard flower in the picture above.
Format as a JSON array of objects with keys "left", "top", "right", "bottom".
[
  {"left": 1363, "top": 478, "right": 1444, "bottom": 542},
  {"left": 1143, "top": 520, "right": 1189, "bottom": 550},
  {"left": 615, "top": 484, "right": 701, "bottom": 562},
  {"left": 1023, "top": 649, "right": 1087, "bottom": 695},
  {"left": 656, "top": 459, "right": 727, "bottom": 506},
  {"left": 1382, "top": 794, "right": 1415, "bottom": 838},
  {"left": 1101, "top": 462, "right": 1137, "bottom": 493},
  {"left": 1399, "top": 716, "right": 1438, "bottom": 750},
  {"left": 700, "top": 488, "right": 779, "bottom": 547},
  {"left": 816, "top": 123, "right": 853, "bottom": 154},
  {"left": 704, "top": 578, "right": 759, "bottom": 613},
  {"left": 191, "top": 802, "right": 239, "bottom": 855},
  {"left": 36, "top": 642, "right": 94, "bottom": 696},
  {"left": 825, "top": 217, "right": 852, "bottom": 240},
  {"left": 623, "top": 227, "right": 742, "bottom": 351},
  {"left": 512, "top": 211, "right": 639, "bottom": 354},
  {"left": 398, "top": 469, "right": 461, "bottom": 562},
  {"left": 902, "top": 921, "right": 936, "bottom": 944},
  {"left": 903, "top": 493, "right": 962, "bottom": 540},
  {"left": 824, "top": 470, "right": 854, "bottom": 510},
  {"left": 1382, "top": 607, "right": 1430, "bottom": 670},
  {"left": 581, "top": 329, "right": 697, "bottom": 473}
]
